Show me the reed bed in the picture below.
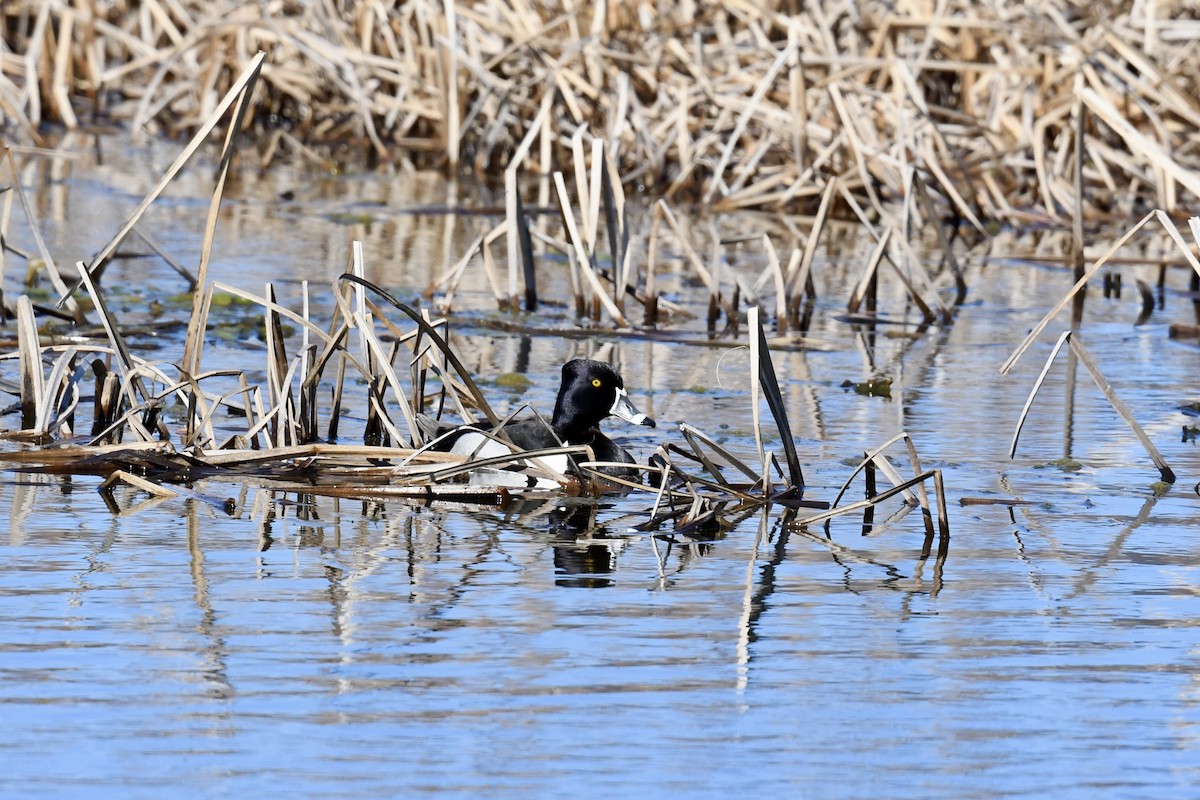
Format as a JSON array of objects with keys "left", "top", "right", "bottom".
[
  {"left": 2, "top": 24, "right": 1196, "bottom": 562},
  {"left": 0, "top": 265, "right": 952, "bottom": 565},
  {"left": 4, "top": 0, "right": 1200, "bottom": 222},
  {"left": 0, "top": 65, "right": 954, "bottom": 556},
  {"left": 5, "top": 2, "right": 1200, "bottom": 565},
  {"left": 0, "top": 233, "right": 953, "bottom": 514}
]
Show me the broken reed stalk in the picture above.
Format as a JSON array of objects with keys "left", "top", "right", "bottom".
[
  {"left": 1072, "top": 92, "right": 1086, "bottom": 285},
  {"left": 749, "top": 304, "right": 769, "bottom": 483},
  {"left": 656, "top": 200, "right": 735, "bottom": 321},
  {"left": 848, "top": 227, "right": 892, "bottom": 314},
  {"left": 761, "top": 234, "right": 788, "bottom": 329},
  {"left": 914, "top": 470, "right": 951, "bottom": 574},
  {"left": 3, "top": 147, "right": 83, "bottom": 323},
  {"left": 788, "top": 177, "right": 834, "bottom": 315},
  {"left": 75, "top": 260, "right": 147, "bottom": 405},
  {"left": 889, "top": 232, "right": 948, "bottom": 323},
  {"left": 15, "top": 295, "right": 41, "bottom": 430},
  {"left": 749, "top": 306, "right": 804, "bottom": 490},
  {"left": 793, "top": 430, "right": 948, "bottom": 545},
  {"left": 62, "top": 52, "right": 267, "bottom": 302},
  {"left": 504, "top": 94, "right": 552, "bottom": 311},
  {"left": 263, "top": 284, "right": 287, "bottom": 446},
  {"left": 182, "top": 53, "right": 266, "bottom": 378},
  {"left": 554, "top": 170, "right": 628, "bottom": 326},
  {"left": 911, "top": 172, "right": 967, "bottom": 304},
  {"left": 1009, "top": 331, "right": 1072, "bottom": 460},
  {"left": 1002, "top": 211, "right": 1200, "bottom": 402},
  {"left": 1001, "top": 209, "right": 1159, "bottom": 374},
  {"left": 600, "top": 148, "right": 628, "bottom": 311},
  {"left": 1009, "top": 331, "right": 1175, "bottom": 483},
  {"left": 339, "top": 272, "right": 501, "bottom": 428},
  {"left": 798, "top": 469, "right": 941, "bottom": 528},
  {"left": 515, "top": 192, "right": 537, "bottom": 312},
  {"left": 0, "top": 177, "right": 10, "bottom": 321},
  {"left": 644, "top": 201, "right": 663, "bottom": 326},
  {"left": 861, "top": 457, "right": 877, "bottom": 535}
]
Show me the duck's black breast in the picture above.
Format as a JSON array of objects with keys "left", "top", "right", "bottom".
[{"left": 572, "top": 429, "right": 642, "bottom": 481}]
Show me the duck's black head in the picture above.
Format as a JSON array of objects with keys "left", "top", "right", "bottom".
[{"left": 551, "top": 359, "right": 656, "bottom": 443}]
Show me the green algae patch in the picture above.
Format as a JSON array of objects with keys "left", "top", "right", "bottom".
[{"left": 494, "top": 372, "right": 533, "bottom": 391}]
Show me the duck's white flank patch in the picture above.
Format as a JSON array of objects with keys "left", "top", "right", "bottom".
[
  {"left": 451, "top": 430, "right": 570, "bottom": 488},
  {"left": 449, "top": 431, "right": 512, "bottom": 460}
]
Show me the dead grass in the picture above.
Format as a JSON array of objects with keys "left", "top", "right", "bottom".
[{"left": 4, "top": 1, "right": 1200, "bottom": 220}]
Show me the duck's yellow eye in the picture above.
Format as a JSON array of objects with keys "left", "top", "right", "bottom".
[{"left": 591, "top": 378, "right": 603, "bottom": 388}]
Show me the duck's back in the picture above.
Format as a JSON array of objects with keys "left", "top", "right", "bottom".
[{"left": 496, "top": 417, "right": 560, "bottom": 451}]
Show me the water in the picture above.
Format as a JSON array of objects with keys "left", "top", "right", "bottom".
[{"left": 2, "top": 133, "right": 1200, "bottom": 798}]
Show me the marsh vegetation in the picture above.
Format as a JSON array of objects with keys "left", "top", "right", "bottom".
[{"left": 2, "top": 5, "right": 1200, "bottom": 795}]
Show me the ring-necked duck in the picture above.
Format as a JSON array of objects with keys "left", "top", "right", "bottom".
[{"left": 426, "top": 359, "right": 655, "bottom": 485}]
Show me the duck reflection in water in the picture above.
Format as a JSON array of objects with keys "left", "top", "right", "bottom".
[
  {"left": 545, "top": 502, "right": 731, "bottom": 586},
  {"left": 548, "top": 503, "right": 625, "bottom": 588}
]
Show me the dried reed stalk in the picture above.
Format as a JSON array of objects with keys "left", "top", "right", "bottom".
[{"left": 1009, "top": 330, "right": 1175, "bottom": 484}]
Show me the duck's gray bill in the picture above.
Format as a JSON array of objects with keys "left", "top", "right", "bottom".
[{"left": 610, "top": 388, "right": 656, "bottom": 428}]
